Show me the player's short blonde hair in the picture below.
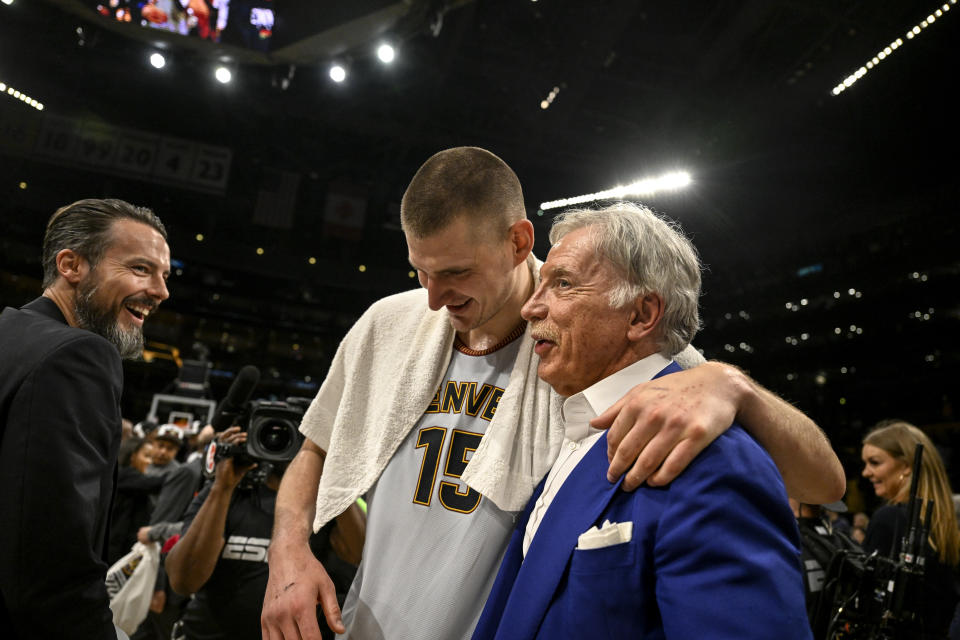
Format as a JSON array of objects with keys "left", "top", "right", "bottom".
[{"left": 401, "top": 147, "right": 526, "bottom": 243}]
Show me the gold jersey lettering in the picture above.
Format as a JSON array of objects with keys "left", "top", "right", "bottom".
[{"left": 426, "top": 380, "right": 504, "bottom": 422}]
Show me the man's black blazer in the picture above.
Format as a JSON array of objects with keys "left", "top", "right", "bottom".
[{"left": 0, "top": 296, "right": 123, "bottom": 639}]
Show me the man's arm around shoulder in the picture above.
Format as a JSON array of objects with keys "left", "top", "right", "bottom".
[{"left": 597, "top": 361, "right": 845, "bottom": 503}]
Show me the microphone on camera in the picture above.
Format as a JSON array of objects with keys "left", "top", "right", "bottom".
[{"left": 211, "top": 365, "right": 260, "bottom": 432}]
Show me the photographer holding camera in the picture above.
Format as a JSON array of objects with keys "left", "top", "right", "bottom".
[{"left": 165, "top": 426, "right": 364, "bottom": 640}]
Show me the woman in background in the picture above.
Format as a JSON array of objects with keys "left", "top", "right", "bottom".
[
  {"left": 109, "top": 437, "right": 164, "bottom": 563},
  {"left": 861, "top": 420, "right": 960, "bottom": 638}
]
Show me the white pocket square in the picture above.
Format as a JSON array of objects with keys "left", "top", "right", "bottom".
[{"left": 576, "top": 519, "right": 633, "bottom": 550}]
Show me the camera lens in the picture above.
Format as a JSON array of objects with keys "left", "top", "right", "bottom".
[{"left": 257, "top": 420, "right": 292, "bottom": 452}]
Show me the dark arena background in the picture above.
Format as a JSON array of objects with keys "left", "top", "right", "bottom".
[{"left": 2, "top": 0, "right": 958, "bottom": 507}]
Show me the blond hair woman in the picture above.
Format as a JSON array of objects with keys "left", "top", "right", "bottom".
[{"left": 861, "top": 420, "right": 960, "bottom": 637}]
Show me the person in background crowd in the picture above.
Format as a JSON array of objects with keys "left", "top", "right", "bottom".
[
  {"left": 110, "top": 437, "right": 165, "bottom": 564},
  {"left": 184, "top": 424, "right": 217, "bottom": 465},
  {"left": 134, "top": 424, "right": 204, "bottom": 640},
  {"left": 850, "top": 511, "right": 870, "bottom": 545},
  {"left": 122, "top": 418, "right": 135, "bottom": 441},
  {"left": 824, "top": 505, "right": 852, "bottom": 535},
  {"left": 861, "top": 420, "right": 960, "bottom": 638},
  {"left": 851, "top": 525, "right": 866, "bottom": 545},
  {"left": 143, "top": 424, "right": 202, "bottom": 528},
  {"left": 0, "top": 198, "right": 170, "bottom": 639},
  {"left": 790, "top": 498, "right": 862, "bottom": 624},
  {"left": 148, "top": 424, "right": 184, "bottom": 469},
  {"left": 166, "top": 427, "right": 364, "bottom": 640}
]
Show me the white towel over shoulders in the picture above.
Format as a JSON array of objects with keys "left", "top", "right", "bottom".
[{"left": 300, "top": 255, "right": 563, "bottom": 530}]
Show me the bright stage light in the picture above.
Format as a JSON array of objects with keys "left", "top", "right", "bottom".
[
  {"left": 1, "top": 80, "right": 44, "bottom": 110},
  {"left": 329, "top": 64, "right": 346, "bottom": 83},
  {"left": 540, "top": 170, "right": 692, "bottom": 210},
  {"left": 215, "top": 66, "right": 232, "bottom": 84},
  {"left": 831, "top": 1, "right": 955, "bottom": 96},
  {"left": 149, "top": 52, "right": 166, "bottom": 69},
  {"left": 377, "top": 43, "right": 396, "bottom": 64}
]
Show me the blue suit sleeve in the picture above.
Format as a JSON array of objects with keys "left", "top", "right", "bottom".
[
  {"left": 0, "top": 334, "right": 122, "bottom": 639},
  {"left": 652, "top": 426, "right": 812, "bottom": 639}
]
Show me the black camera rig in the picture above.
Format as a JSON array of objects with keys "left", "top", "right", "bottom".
[
  {"left": 201, "top": 365, "right": 307, "bottom": 485},
  {"left": 812, "top": 445, "right": 934, "bottom": 639}
]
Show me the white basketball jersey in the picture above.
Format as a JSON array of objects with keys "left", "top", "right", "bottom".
[{"left": 338, "top": 331, "right": 524, "bottom": 640}]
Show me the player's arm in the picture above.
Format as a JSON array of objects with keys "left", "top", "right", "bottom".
[
  {"left": 166, "top": 427, "right": 251, "bottom": 595},
  {"left": 262, "top": 438, "right": 344, "bottom": 640},
  {"left": 330, "top": 501, "right": 366, "bottom": 566},
  {"left": 596, "top": 361, "right": 845, "bottom": 503}
]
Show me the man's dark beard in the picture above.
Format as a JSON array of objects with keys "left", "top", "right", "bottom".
[{"left": 74, "top": 279, "right": 145, "bottom": 360}]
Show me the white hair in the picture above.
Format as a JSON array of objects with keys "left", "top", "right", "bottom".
[{"left": 549, "top": 202, "right": 702, "bottom": 355}]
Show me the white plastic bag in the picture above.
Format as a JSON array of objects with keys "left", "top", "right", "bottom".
[{"left": 105, "top": 541, "right": 160, "bottom": 635}]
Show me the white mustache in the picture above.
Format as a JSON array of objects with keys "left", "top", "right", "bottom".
[{"left": 530, "top": 323, "right": 560, "bottom": 343}]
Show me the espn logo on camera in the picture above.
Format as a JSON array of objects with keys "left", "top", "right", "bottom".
[{"left": 221, "top": 536, "right": 270, "bottom": 563}]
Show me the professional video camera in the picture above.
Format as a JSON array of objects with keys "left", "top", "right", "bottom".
[
  {"left": 202, "top": 365, "right": 307, "bottom": 484},
  {"left": 811, "top": 445, "right": 934, "bottom": 640}
]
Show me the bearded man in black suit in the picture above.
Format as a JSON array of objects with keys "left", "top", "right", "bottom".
[{"left": 0, "top": 199, "right": 171, "bottom": 639}]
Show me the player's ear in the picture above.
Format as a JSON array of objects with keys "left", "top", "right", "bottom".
[{"left": 508, "top": 219, "right": 535, "bottom": 266}]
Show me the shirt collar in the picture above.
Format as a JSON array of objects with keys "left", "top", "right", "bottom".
[{"left": 560, "top": 353, "right": 673, "bottom": 442}]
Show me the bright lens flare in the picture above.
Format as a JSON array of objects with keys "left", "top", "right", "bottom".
[{"left": 540, "top": 171, "right": 692, "bottom": 210}]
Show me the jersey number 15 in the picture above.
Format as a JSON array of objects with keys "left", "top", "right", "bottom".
[{"left": 413, "top": 427, "right": 483, "bottom": 514}]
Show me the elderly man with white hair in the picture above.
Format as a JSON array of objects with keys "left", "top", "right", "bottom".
[{"left": 474, "top": 202, "right": 811, "bottom": 640}]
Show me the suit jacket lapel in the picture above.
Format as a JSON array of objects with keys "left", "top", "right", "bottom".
[
  {"left": 496, "top": 360, "right": 682, "bottom": 637},
  {"left": 473, "top": 476, "right": 546, "bottom": 640},
  {"left": 499, "top": 434, "right": 622, "bottom": 637}
]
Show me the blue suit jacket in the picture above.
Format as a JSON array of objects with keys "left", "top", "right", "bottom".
[{"left": 474, "top": 362, "right": 811, "bottom": 640}]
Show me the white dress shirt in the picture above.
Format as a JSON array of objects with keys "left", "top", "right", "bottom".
[{"left": 522, "top": 353, "right": 672, "bottom": 556}]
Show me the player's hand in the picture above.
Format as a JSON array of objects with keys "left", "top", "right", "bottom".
[
  {"left": 214, "top": 427, "right": 257, "bottom": 489},
  {"left": 262, "top": 545, "right": 344, "bottom": 640},
  {"left": 592, "top": 362, "right": 742, "bottom": 490}
]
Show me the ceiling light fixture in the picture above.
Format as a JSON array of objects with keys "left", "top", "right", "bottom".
[
  {"left": 214, "top": 66, "right": 233, "bottom": 84},
  {"left": 1, "top": 81, "right": 44, "bottom": 110},
  {"left": 329, "top": 64, "right": 347, "bottom": 83},
  {"left": 376, "top": 43, "right": 396, "bottom": 64},
  {"left": 831, "top": 1, "right": 955, "bottom": 96},
  {"left": 540, "top": 85, "right": 560, "bottom": 110},
  {"left": 149, "top": 52, "right": 166, "bottom": 69},
  {"left": 540, "top": 171, "right": 692, "bottom": 210}
]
